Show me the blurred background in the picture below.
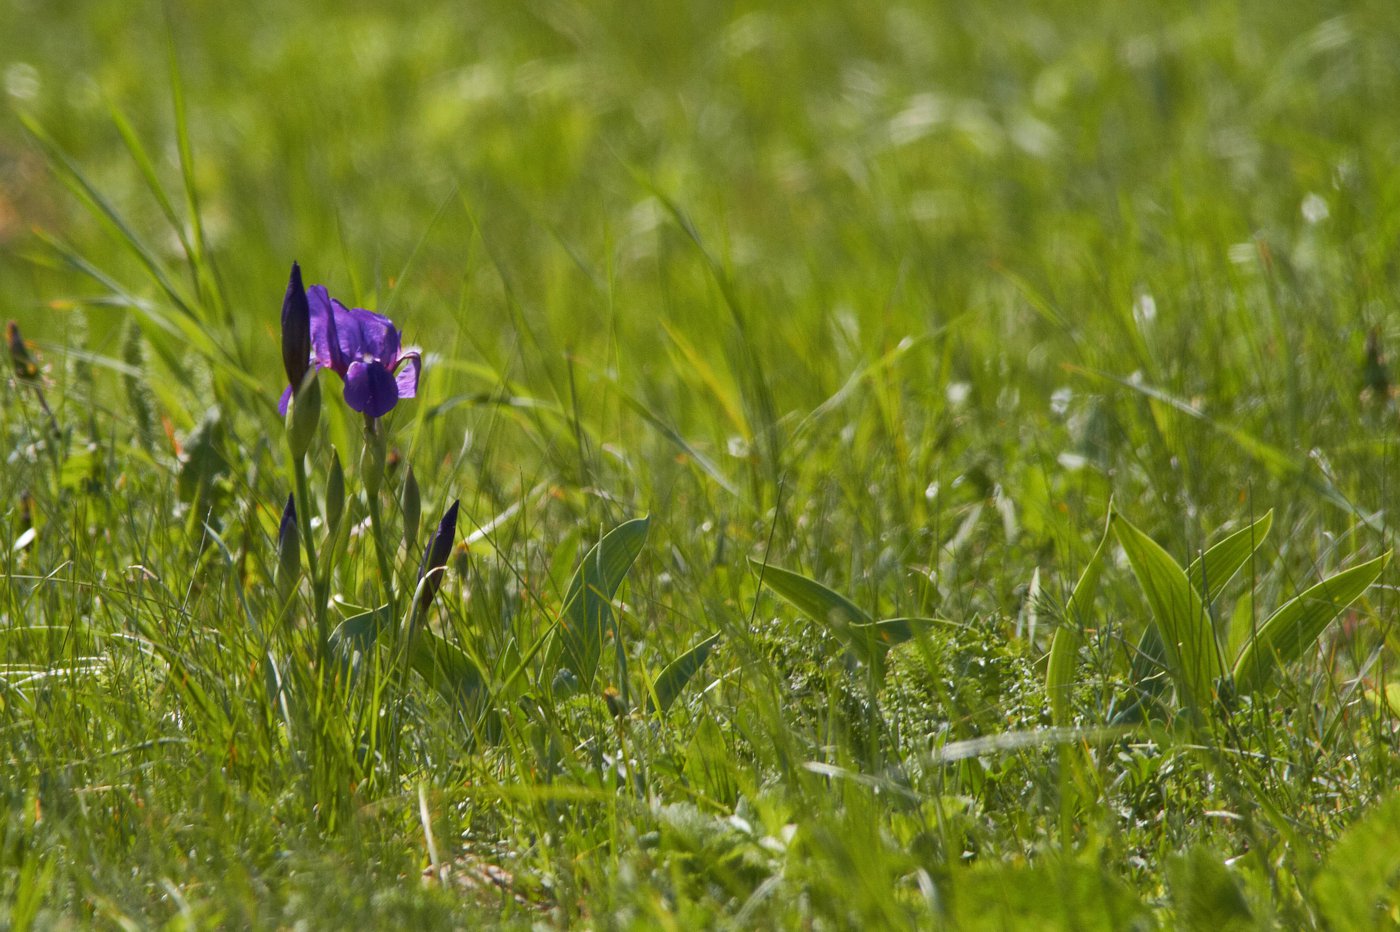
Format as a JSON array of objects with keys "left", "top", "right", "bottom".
[{"left": 4, "top": 0, "right": 1400, "bottom": 554}]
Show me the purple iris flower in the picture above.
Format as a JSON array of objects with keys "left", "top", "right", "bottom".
[{"left": 277, "top": 284, "right": 421, "bottom": 419}]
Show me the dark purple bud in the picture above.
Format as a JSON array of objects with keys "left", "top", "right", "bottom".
[
  {"left": 281, "top": 262, "right": 312, "bottom": 394},
  {"left": 416, "top": 499, "right": 459, "bottom": 613}
]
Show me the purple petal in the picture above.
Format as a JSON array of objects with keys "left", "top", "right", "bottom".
[
  {"left": 347, "top": 308, "right": 401, "bottom": 363},
  {"left": 278, "top": 383, "right": 294, "bottom": 416},
  {"left": 308, "top": 286, "right": 347, "bottom": 373},
  {"left": 344, "top": 360, "right": 401, "bottom": 418},
  {"left": 393, "top": 350, "right": 421, "bottom": 400},
  {"left": 329, "top": 299, "right": 365, "bottom": 368}
]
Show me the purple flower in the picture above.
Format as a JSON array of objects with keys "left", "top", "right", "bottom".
[{"left": 277, "top": 278, "right": 421, "bottom": 419}]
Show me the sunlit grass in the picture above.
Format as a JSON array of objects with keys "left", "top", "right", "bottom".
[{"left": 3, "top": 0, "right": 1400, "bottom": 926}]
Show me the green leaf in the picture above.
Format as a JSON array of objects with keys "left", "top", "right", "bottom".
[
  {"left": 410, "top": 631, "right": 487, "bottom": 708},
  {"left": 1232, "top": 552, "right": 1389, "bottom": 695},
  {"left": 556, "top": 517, "right": 650, "bottom": 688},
  {"left": 1048, "top": 523, "right": 1110, "bottom": 727},
  {"left": 648, "top": 633, "right": 720, "bottom": 714},
  {"left": 1123, "top": 501, "right": 1266, "bottom": 715},
  {"left": 850, "top": 617, "right": 957, "bottom": 646},
  {"left": 749, "top": 558, "right": 874, "bottom": 656},
  {"left": 1112, "top": 513, "right": 1223, "bottom": 709},
  {"left": 1168, "top": 847, "right": 1254, "bottom": 931},
  {"left": 327, "top": 604, "right": 394, "bottom": 657},
  {"left": 942, "top": 860, "right": 1149, "bottom": 930},
  {"left": 1225, "top": 589, "right": 1256, "bottom": 665},
  {"left": 1186, "top": 510, "right": 1273, "bottom": 602},
  {"left": 1313, "top": 792, "right": 1400, "bottom": 930},
  {"left": 328, "top": 605, "right": 487, "bottom": 710}
]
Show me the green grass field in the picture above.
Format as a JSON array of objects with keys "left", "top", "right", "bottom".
[{"left": 5, "top": 0, "right": 1400, "bottom": 927}]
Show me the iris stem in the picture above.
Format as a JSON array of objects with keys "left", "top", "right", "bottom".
[
  {"left": 291, "top": 453, "right": 329, "bottom": 660},
  {"left": 365, "top": 483, "right": 399, "bottom": 622}
]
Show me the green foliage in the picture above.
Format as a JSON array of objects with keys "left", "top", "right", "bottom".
[
  {"left": 1232, "top": 552, "right": 1390, "bottom": 695},
  {"left": 939, "top": 860, "right": 1152, "bottom": 930},
  {"left": 1112, "top": 512, "right": 1223, "bottom": 710},
  {"left": 1168, "top": 848, "right": 1254, "bottom": 932},
  {"left": 752, "top": 558, "right": 952, "bottom": 671},
  {"left": 6, "top": 0, "right": 1400, "bottom": 925},
  {"left": 1314, "top": 794, "right": 1400, "bottom": 931},
  {"left": 649, "top": 633, "right": 720, "bottom": 714},
  {"left": 552, "top": 516, "right": 649, "bottom": 692},
  {"left": 1054, "top": 510, "right": 1383, "bottom": 721}
]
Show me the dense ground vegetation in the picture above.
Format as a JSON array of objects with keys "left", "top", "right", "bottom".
[{"left": 4, "top": 0, "right": 1400, "bottom": 927}]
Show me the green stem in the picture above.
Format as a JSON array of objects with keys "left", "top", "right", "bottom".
[
  {"left": 291, "top": 454, "right": 328, "bottom": 658},
  {"left": 365, "top": 490, "right": 398, "bottom": 623}
]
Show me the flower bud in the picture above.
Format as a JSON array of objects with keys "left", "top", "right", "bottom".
[
  {"left": 416, "top": 499, "right": 459, "bottom": 614},
  {"left": 281, "top": 262, "right": 311, "bottom": 392}
]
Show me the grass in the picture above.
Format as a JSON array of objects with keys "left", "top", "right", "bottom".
[{"left": 4, "top": 0, "right": 1400, "bottom": 926}]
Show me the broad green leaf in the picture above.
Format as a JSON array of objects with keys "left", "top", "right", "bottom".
[
  {"left": 328, "top": 605, "right": 486, "bottom": 709},
  {"left": 328, "top": 604, "right": 393, "bottom": 657},
  {"left": 1314, "top": 792, "right": 1400, "bottom": 930},
  {"left": 848, "top": 618, "right": 955, "bottom": 675},
  {"left": 1225, "top": 589, "right": 1256, "bottom": 665},
  {"left": 1232, "top": 552, "right": 1389, "bottom": 695},
  {"left": 750, "top": 558, "right": 873, "bottom": 655},
  {"left": 410, "top": 631, "right": 487, "bottom": 708},
  {"left": 750, "top": 560, "right": 873, "bottom": 626},
  {"left": 851, "top": 617, "right": 957, "bottom": 645},
  {"left": 1048, "top": 524, "right": 1110, "bottom": 727},
  {"left": 556, "top": 517, "right": 650, "bottom": 688},
  {"left": 1186, "top": 510, "right": 1273, "bottom": 602},
  {"left": 1112, "top": 513, "right": 1222, "bottom": 709},
  {"left": 649, "top": 633, "right": 720, "bottom": 714}
]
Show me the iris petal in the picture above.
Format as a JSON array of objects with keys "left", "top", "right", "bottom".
[
  {"left": 308, "top": 286, "right": 347, "bottom": 373},
  {"left": 277, "top": 383, "right": 294, "bottom": 416},
  {"left": 344, "top": 360, "right": 401, "bottom": 417},
  {"left": 350, "top": 309, "right": 401, "bottom": 362},
  {"left": 393, "top": 351, "right": 421, "bottom": 400},
  {"left": 331, "top": 299, "right": 365, "bottom": 367}
]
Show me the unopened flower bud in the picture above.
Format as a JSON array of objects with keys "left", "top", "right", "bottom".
[{"left": 416, "top": 499, "right": 459, "bottom": 614}]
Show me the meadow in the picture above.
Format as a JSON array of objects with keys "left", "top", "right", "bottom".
[{"left": 3, "top": 0, "right": 1400, "bottom": 927}]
